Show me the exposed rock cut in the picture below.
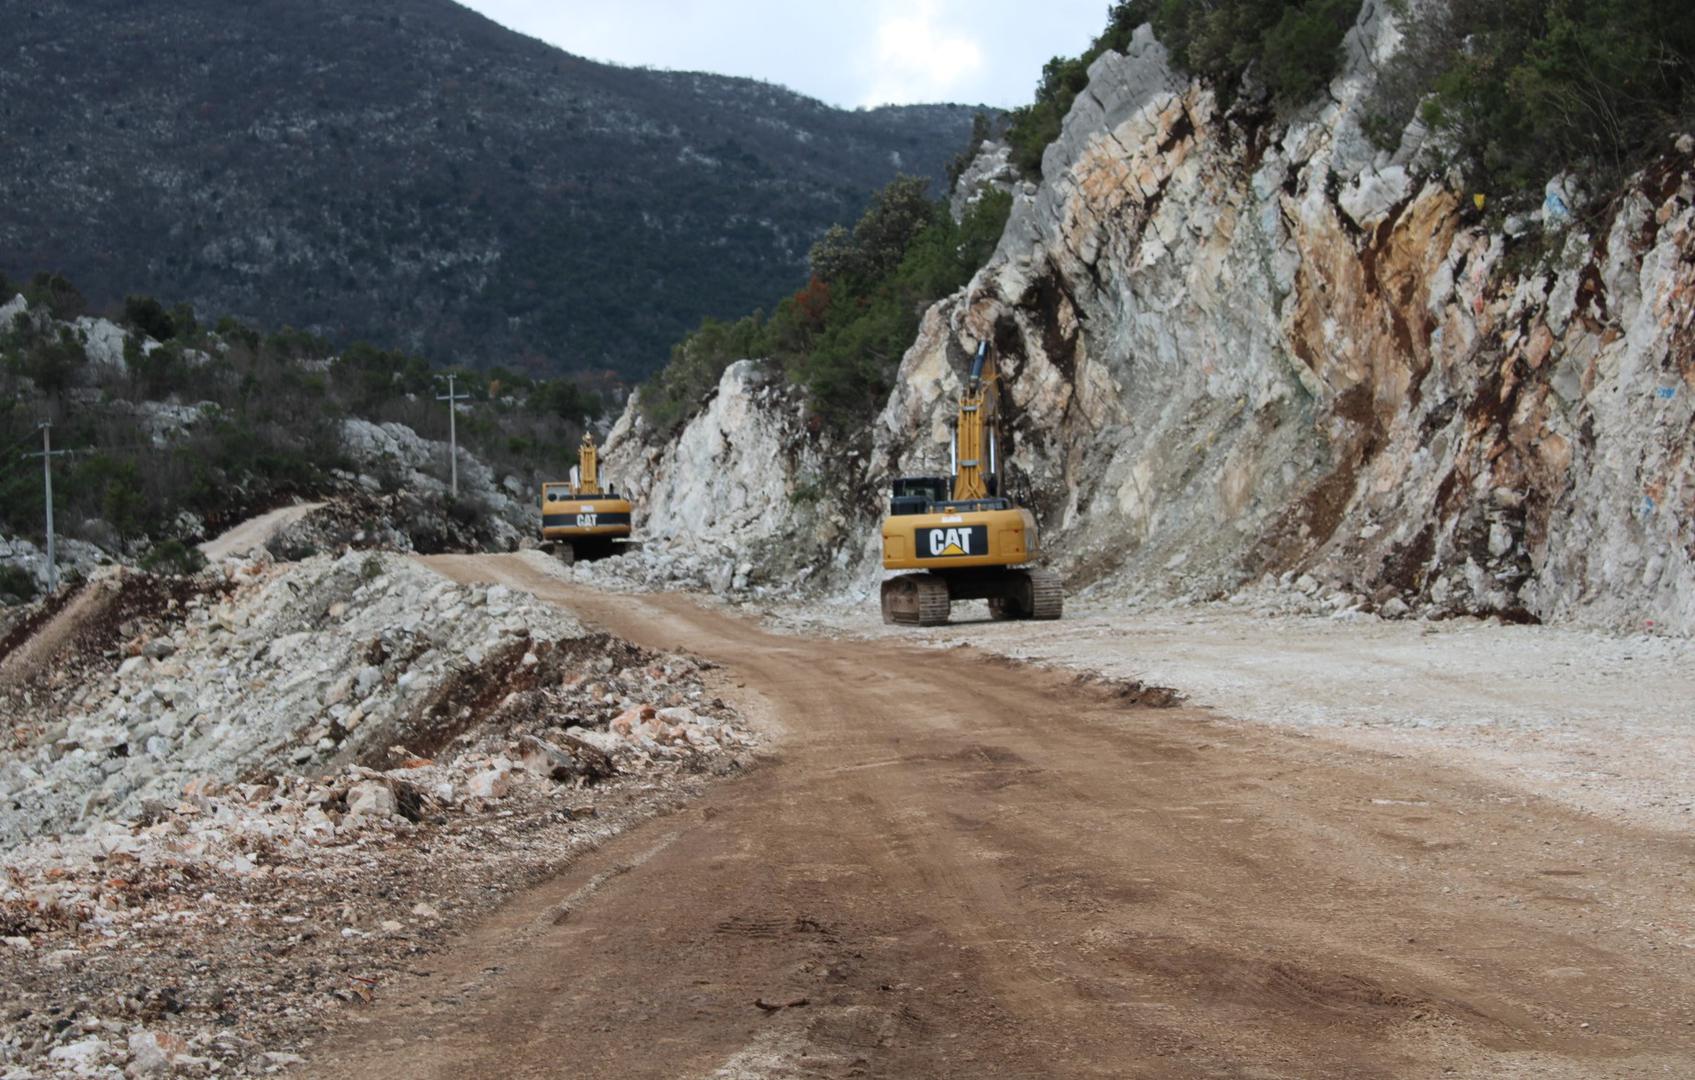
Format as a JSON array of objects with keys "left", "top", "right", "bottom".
[{"left": 614, "top": 3, "right": 1695, "bottom": 634}]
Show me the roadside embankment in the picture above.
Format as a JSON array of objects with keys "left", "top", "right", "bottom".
[{"left": 0, "top": 548, "right": 756, "bottom": 1078}]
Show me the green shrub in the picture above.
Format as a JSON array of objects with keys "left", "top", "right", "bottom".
[
  {"left": 1006, "top": 0, "right": 1362, "bottom": 177},
  {"left": 0, "top": 564, "right": 38, "bottom": 604},
  {"left": 789, "top": 474, "right": 825, "bottom": 506},
  {"left": 335, "top": 341, "right": 432, "bottom": 411},
  {"left": 1372, "top": 0, "right": 1695, "bottom": 199},
  {"left": 1261, "top": 0, "right": 1361, "bottom": 105},
  {"left": 638, "top": 311, "right": 771, "bottom": 432},
  {"left": 531, "top": 377, "right": 604, "bottom": 423},
  {"left": 131, "top": 340, "right": 195, "bottom": 398},
  {"left": 214, "top": 315, "right": 261, "bottom": 351},
  {"left": 123, "top": 295, "right": 177, "bottom": 341},
  {"left": 807, "top": 175, "right": 936, "bottom": 285},
  {"left": 169, "top": 301, "right": 198, "bottom": 340},
  {"left": 18, "top": 327, "right": 87, "bottom": 395},
  {"left": 70, "top": 454, "right": 152, "bottom": 538},
  {"left": 783, "top": 184, "right": 1014, "bottom": 431},
  {"left": 24, "top": 272, "right": 87, "bottom": 321},
  {"left": 139, "top": 538, "right": 206, "bottom": 577}
]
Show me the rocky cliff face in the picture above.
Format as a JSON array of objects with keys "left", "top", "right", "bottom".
[
  {"left": 602, "top": 361, "right": 857, "bottom": 594},
  {"left": 618, "top": 0, "right": 1695, "bottom": 634}
]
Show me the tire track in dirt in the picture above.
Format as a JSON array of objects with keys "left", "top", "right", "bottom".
[{"left": 300, "top": 554, "right": 1695, "bottom": 1078}]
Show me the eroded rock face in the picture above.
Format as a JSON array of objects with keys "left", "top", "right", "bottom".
[
  {"left": 949, "top": 139, "right": 1024, "bottom": 223},
  {"left": 618, "top": 5, "right": 1695, "bottom": 632},
  {"left": 605, "top": 361, "right": 858, "bottom": 590}
]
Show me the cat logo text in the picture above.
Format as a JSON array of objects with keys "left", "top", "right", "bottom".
[{"left": 917, "top": 525, "right": 989, "bottom": 559}]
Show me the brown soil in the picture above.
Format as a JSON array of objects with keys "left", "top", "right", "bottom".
[
  {"left": 1, "top": 573, "right": 227, "bottom": 728},
  {"left": 301, "top": 554, "right": 1695, "bottom": 1079},
  {"left": 0, "top": 581, "right": 87, "bottom": 672}
]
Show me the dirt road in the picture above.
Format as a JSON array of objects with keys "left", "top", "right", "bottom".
[
  {"left": 305, "top": 554, "right": 1695, "bottom": 1078},
  {"left": 198, "top": 500, "right": 325, "bottom": 560}
]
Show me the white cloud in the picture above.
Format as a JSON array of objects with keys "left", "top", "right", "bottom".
[
  {"left": 860, "top": 1, "right": 985, "bottom": 107},
  {"left": 458, "top": 0, "right": 1109, "bottom": 109}
]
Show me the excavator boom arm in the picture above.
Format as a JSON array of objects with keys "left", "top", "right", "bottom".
[
  {"left": 951, "top": 341, "right": 997, "bottom": 502},
  {"left": 575, "top": 434, "right": 601, "bottom": 495}
]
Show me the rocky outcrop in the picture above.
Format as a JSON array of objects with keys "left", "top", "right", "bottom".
[
  {"left": 603, "top": 361, "right": 858, "bottom": 592},
  {"left": 0, "top": 535, "right": 110, "bottom": 596},
  {"left": 949, "top": 140, "right": 1024, "bottom": 223},
  {"left": 618, "top": 1, "right": 1695, "bottom": 633},
  {"left": 336, "top": 418, "right": 532, "bottom": 552}
]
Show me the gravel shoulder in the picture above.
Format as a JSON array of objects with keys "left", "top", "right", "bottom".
[{"left": 757, "top": 597, "right": 1695, "bottom": 834}]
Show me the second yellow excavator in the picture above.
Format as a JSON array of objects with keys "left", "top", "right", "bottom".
[
  {"left": 540, "top": 433, "right": 635, "bottom": 562},
  {"left": 879, "top": 340, "right": 1063, "bottom": 625}
]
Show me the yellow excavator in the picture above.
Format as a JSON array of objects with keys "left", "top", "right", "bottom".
[
  {"left": 541, "top": 433, "right": 634, "bottom": 562},
  {"left": 879, "top": 340, "right": 1063, "bottom": 625}
]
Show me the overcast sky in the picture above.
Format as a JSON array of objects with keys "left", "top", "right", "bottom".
[{"left": 457, "top": 0, "right": 1113, "bottom": 109}]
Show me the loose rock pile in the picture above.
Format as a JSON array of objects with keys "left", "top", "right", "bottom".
[
  {"left": 553, "top": 543, "right": 714, "bottom": 593},
  {"left": 262, "top": 489, "right": 523, "bottom": 562},
  {"left": 0, "top": 550, "right": 756, "bottom": 1077},
  {"left": 1075, "top": 569, "right": 1430, "bottom": 624},
  {"left": 1, "top": 552, "right": 584, "bottom": 845},
  {"left": 551, "top": 540, "right": 774, "bottom": 600}
]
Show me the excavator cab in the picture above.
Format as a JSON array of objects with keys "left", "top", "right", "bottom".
[
  {"left": 889, "top": 476, "right": 951, "bottom": 516},
  {"left": 878, "top": 341, "right": 1063, "bottom": 625}
]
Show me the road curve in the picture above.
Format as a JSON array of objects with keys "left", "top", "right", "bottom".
[
  {"left": 198, "top": 501, "right": 327, "bottom": 561},
  {"left": 301, "top": 554, "right": 1695, "bottom": 1078}
]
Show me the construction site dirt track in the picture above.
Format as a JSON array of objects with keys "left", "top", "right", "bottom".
[{"left": 303, "top": 554, "right": 1695, "bottom": 1078}]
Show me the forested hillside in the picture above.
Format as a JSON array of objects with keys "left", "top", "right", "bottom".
[
  {"left": 0, "top": 272, "right": 595, "bottom": 594},
  {"left": 0, "top": 0, "right": 980, "bottom": 378}
]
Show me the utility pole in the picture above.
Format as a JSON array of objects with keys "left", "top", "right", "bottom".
[
  {"left": 434, "top": 373, "right": 470, "bottom": 498},
  {"left": 21, "top": 423, "right": 75, "bottom": 595}
]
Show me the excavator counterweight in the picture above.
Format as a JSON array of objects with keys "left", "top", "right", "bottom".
[{"left": 541, "top": 433, "right": 635, "bottom": 562}]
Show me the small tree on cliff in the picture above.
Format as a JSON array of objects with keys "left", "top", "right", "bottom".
[{"left": 807, "top": 175, "right": 936, "bottom": 286}]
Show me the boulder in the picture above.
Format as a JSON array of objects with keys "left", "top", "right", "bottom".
[
  {"left": 466, "top": 768, "right": 511, "bottom": 800},
  {"left": 346, "top": 780, "right": 398, "bottom": 819}
]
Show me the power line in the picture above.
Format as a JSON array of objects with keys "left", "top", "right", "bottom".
[{"left": 0, "top": 425, "right": 45, "bottom": 457}]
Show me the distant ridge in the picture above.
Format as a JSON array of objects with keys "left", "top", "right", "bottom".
[{"left": 0, "top": 0, "right": 981, "bottom": 377}]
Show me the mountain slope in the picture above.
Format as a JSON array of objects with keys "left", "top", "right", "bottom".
[{"left": 0, "top": 0, "right": 979, "bottom": 376}]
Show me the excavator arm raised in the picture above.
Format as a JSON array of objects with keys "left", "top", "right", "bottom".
[{"left": 951, "top": 341, "right": 997, "bottom": 503}]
